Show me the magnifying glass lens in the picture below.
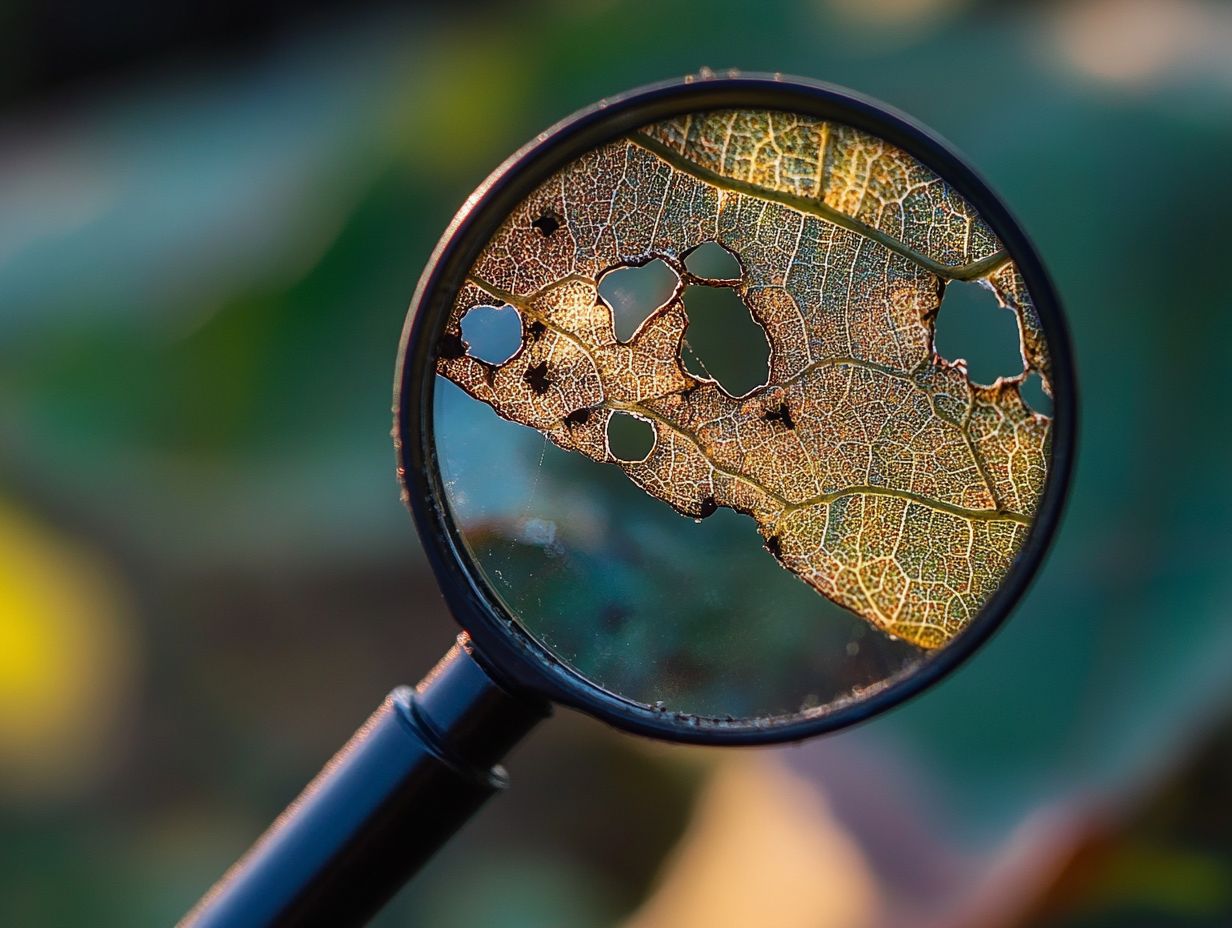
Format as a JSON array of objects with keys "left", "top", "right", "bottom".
[
  {"left": 430, "top": 104, "right": 1057, "bottom": 725},
  {"left": 181, "top": 87, "right": 1073, "bottom": 928}
]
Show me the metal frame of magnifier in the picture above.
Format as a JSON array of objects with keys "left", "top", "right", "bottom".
[
  {"left": 398, "top": 72, "right": 1077, "bottom": 742},
  {"left": 182, "top": 74, "right": 1076, "bottom": 928}
]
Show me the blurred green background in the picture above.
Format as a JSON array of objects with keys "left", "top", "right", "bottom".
[{"left": 3, "top": 1, "right": 1232, "bottom": 925}]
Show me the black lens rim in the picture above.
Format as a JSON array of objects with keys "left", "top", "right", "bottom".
[{"left": 394, "top": 73, "right": 1077, "bottom": 746}]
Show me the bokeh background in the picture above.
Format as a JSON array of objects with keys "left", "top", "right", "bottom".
[{"left": 3, "top": 1, "right": 1232, "bottom": 925}]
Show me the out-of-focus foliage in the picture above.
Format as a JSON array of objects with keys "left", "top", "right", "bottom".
[
  {"left": 2, "top": 1, "right": 1232, "bottom": 926},
  {"left": 0, "top": 501, "right": 136, "bottom": 797}
]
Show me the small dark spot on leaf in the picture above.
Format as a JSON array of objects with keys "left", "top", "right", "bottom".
[
  {"left": 763, "top": 402, "right": 794, "bottom": 429},
  {"left": 438, "top": 332, "right": 466, "bottom": 360},
  {"left": 764, "top": 535, "right": 783, "bottom": 560},
  {"left": 524, "top": 361, "right": 552, "bottom": 394},
  {"left": 528, "top": 320, "right": 546, "bottom": 339},
  {"left": 532, "top": 211, "right": 561, "bottom": 237},
  {"left": 698, "top": 495, "right": 718, "bottom": 519},
  {"left": 564, "top": 407, "right": 591, "bottom": 427}
]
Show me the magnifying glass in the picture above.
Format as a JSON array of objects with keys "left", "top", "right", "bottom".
[{"left": 182, "top": 73, "right": 1075, "bottom": 928}]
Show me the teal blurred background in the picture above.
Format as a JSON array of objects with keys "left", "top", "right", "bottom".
[{"left": 3, "top": 1, "right": 1232, "bottom": 925}]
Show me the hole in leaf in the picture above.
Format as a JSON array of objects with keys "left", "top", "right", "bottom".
[
  {"left": 606, "top": 411, "right": 655, "bottom": 463},
  {"left": 532, "top": 210, "right": 561, "bottom": 237},
  {"left": 1019, "top": 371, "right": 1053, "bottom": 416},
  {"left": 598, "top": 260, "right": 679, "bottom": 343},
  {"left": 934, "top": 280, "right": 1023, "bottom": 385},
  {"left": 681, "top": 285, "right": 769, "bottom": 397},
  {"left": 459, "top": 304, "right": 523, "bottom": 365},
  {"left": 684, "top": 241, "right": 741, "bottom": 280}
]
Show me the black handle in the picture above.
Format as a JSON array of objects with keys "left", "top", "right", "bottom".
[{"left": 180, "top": 635, "right": 549, "bottom": 928}]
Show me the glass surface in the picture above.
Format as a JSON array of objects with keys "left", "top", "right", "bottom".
[{"left": 433, "top": 106, "right": 1054, "bottom": 721}]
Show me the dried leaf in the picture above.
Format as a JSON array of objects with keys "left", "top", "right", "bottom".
[{"left": 438, "top": 109, "right": 1051, "bottom": 649}]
